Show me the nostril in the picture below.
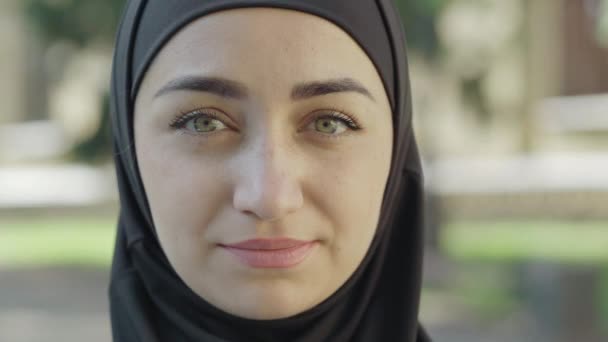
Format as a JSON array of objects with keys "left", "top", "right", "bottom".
[{"left": 241, "top": 209, "right": 257, "bottom": 218}]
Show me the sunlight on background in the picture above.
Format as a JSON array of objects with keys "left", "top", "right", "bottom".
[{"left": 1, "top": 0, "right": 607, "bottom": 341}]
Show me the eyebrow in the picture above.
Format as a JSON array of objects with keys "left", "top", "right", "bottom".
[
  {"left": 291, "top": 78, "right": 374, "bottom": 101},
  {"left": 154, "top": 76, "right": 375, "bottom": 101},
  {"left": 154, "top": 76, "right": 248, "bottom": 99}
]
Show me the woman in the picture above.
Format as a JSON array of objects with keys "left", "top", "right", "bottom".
[{"left": 109, "top": 0, "right": 430, "bottom": 341}]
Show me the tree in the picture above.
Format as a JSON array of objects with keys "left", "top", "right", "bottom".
[
  {"left": 396, "top": 0, "right": 448, "bottom": 59},
  {"left": 24, "top": 0, "right": 124, "bottom": 163},
  {"left": 25, "top": 0, "right": 124, "bottom": 48}
]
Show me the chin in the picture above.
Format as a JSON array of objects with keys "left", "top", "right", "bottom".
[{"left": 220, "top": 281, "right": 318, "bottom": 320}]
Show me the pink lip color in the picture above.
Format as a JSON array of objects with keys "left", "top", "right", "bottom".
[{"left": 219, "top": 238, "right": 317, "bottom": 268}]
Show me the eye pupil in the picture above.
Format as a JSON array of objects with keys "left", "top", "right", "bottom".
[
  {"left": 315, "top": 118, "right": 339, "bottom": 134},
  {"left": 193, "top": 117, "right": 218, "bottom": 132}
]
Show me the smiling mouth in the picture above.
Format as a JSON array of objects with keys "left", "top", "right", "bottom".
[{"left": 218, "top": 238, "right": 318, "bottom": 268}]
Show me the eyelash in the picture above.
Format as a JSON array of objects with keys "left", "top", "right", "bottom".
[
  {"left": 169, "top": 108, "right": 226, "bottom": 130},
  {"left": 168, "top": 107, "right": 362, "bottom": 138},
  {"left": 315, "top": 107, "right": 362, "bottom": 131}
]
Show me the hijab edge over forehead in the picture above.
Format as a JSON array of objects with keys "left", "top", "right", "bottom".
[{"left": 129, "top": 1, "right": 397, "bottom": 112}]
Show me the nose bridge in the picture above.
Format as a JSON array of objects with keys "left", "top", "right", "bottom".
[
  {"left": 252, "top": 131, "right": 290, "bottom": 188},
  {"left": 232, "top": 129, "right": 303, "bottom": 221}
]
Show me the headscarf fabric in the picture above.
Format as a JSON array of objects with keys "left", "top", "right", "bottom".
[{"left": 109, "top": 0, "right": 430, "bottom": 341}]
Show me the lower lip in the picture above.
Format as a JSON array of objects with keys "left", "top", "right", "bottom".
[{"left": 220, "top": 242, "right": 317, "bottom": 268}]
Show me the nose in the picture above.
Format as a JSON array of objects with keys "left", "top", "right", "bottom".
[{"left": 232, "top": 134, "right": 304, "bottom": 221}]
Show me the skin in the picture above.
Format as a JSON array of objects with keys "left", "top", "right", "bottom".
[{"left": 134, "top": 7, "right": 393, "bottom": 320}]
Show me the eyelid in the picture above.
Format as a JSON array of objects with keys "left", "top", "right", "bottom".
[
  {"left": 169, "top": 107, "right": 236, "bottom": 131},
  {"left": 308, "top": 108, "right": 362, "bottom": 130}
]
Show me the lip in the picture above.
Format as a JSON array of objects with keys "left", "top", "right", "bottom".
[{"left": 218, "top": 238, "right": 317, "bottom": 268}]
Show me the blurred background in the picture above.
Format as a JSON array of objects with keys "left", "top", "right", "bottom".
[{"left": 1, "top": 0, "right": 607, "bottom": 341}]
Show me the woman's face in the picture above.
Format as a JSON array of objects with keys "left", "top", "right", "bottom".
[{"left": 134, "top": 7, "right": 393, "bottom": 320}]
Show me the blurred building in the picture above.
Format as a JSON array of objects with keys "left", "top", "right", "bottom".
[{"left": 406, "top": 0, "right": 608, "bottom": 223}]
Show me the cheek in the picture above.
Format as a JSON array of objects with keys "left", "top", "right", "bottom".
[
  {"left": 311, "top": 134, "right": 392, "bottom": 252},
  {"left": 136, "top": 134, "right": 229, "bottom": 257}
]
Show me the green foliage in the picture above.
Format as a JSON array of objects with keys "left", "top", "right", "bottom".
[
  {"left": 0, "top": 216, "right": 116, "bottom": 268},
  {"left": 23, "top": 1, "right": 123, "bottom": 162},
  {"left": 24, "top": 0, "right": 124, "bottom": 47},
  {"left": 395, "top": 0, "right": 449, "bottom": 58},
  {"left": 442, "top": 220, "right": 608, "bottom": 265}
]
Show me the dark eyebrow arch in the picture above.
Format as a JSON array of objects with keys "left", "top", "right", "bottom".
[
  {"left": 291, "top": 78, "right": 375, "bottom": 101},
  {"left": 154, "top": 76, "right": 374, "bottom": 102},
  {"left": 154, "top": 76, "right": 248, "bottom": 99}
]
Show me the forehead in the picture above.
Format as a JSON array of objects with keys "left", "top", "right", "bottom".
[{"left": 137, "top": 7, "right": 389, "bottom": 105}]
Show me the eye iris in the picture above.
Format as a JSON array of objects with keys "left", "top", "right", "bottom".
[
  {"left": 315, "top": 118, "right": 338, "bottom": 134},
  {"left": 193, "top": 116, "right": 219, "bottom": 132}
]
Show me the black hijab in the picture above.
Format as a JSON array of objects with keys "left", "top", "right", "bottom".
[{"left": 108, "top": 1, "right": 430, "bottom": 341}]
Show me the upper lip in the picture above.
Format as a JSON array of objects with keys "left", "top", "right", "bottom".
[{"left": 219, "top": 238, "right": 314, "bottom": 250}]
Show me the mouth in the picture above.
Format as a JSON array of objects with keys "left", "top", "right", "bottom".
[{"left": 217, "top": 238, "right": 318, "bottom": 268}]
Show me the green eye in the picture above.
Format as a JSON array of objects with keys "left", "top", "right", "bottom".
[
  {"left": 187, "top": 116, "right": 226, "bottom": 133},
  {"left": 315, "top": 118, "right": 343, "bottom": 134},
  {"left": 168, "top": 109, "right": 229, "bottom": 134}
]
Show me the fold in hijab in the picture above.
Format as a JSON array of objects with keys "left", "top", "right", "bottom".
[{"left": 109, "top": 0, "right": 430, "bottom": 341}]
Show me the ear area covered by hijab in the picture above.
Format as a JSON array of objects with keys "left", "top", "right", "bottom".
[{"left": 108, "top": 0, "right": 431, "bottom": 341}]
